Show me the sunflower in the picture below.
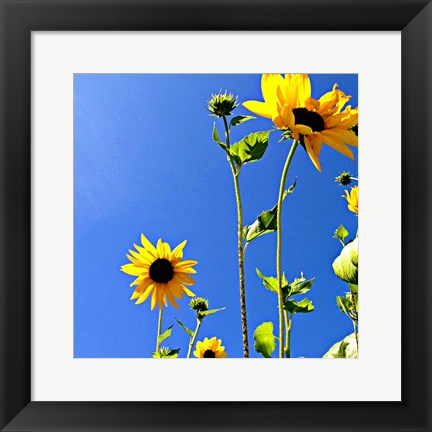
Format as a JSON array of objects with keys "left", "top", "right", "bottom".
[
  {"left": 121, "top": 233, "right": 197, "bottom": 310},
  {"left": 343, "top": 186, "right": 358, "bottom": 215},
  {"left": 193, "top": 337, "right": 228, "bottom": 358},
  {"left": 243, "top": 74, "right": 358, "bottom": 171}
]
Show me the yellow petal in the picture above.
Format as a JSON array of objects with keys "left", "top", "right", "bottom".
[
  {"left": 156, "top": 239, "right": 164, "bottom": 257},
  {"left": 295, "top": 74, "right": 311, "bottom": 106},
  {"left": 171, "top": 240, "right": 187, "bottom": 260},
  {"left": 330, "top": 128, "right": 358, "bottom": 147},
  {"left": 242, "top": 100, "right": 274, "bottom": 119},
  {"left": 181, "top": 285, "right": 195, "bottom": 297},
  {"left": 141, "top": 233, "right": 158, "bottom": 256},
  {"left": 215, "top": 351, "right": 228, "bottom": 358},
  {"left": 150, "top": 289, "right": 158, "bottom": 310},
  {"left": 261, "top": 74, "right": 284, "bottom": 104},
  {"left": 136, "top": 284, "right": 154, "bottom": 305},
  {"left": 304, "top": 135, "right": 323, "bottom": 172},
  {"left": 121, "top": 263, "right": 145, "bottom": 277},
  {"left": 320, "top": 131, "right": 355, "bottom": 159},
  {"left": 173, "top": 273, "right": 196, "bottom": 286}
]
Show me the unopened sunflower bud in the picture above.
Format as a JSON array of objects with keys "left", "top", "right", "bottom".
[
  {"left": 335, "top": 171, "right": 353, "bottom": 186},
  {"left": 189, "top": 297, "right": 209, "bottom": 312},
  {"left": 207, "top": 91, "right": 238, "bottom": 117}
]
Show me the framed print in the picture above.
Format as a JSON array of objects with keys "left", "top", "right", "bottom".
[{"left": 1, "top": 0, "right": 431, "bottom": 431}]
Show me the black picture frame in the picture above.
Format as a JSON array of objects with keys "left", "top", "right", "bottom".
[{"left": 1, "top": 0, "right": 431, "bottom": 431}]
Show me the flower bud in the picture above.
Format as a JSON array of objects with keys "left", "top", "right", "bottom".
[
  {"left": 207, "top": 91, "right": 238, "bottom": 117},
  {"left": 189, "top": 297, "right": 209, "bottom": 312}
]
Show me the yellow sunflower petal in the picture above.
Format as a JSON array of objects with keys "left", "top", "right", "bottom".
[
  {"left": 295, "top": 74, "right": 311, "bottom": 106},
  {"left": 320, "top": 131, "right": 354, "bottom": 159},
  {"left": 330, "top": 128, "right": 358, "bottom": 147},
  {"left": 242, "top": 100, "right": 274, "bottom": 119},
  {"left": 171, "top": 240, "right": 187, "bottom": 260},
  {"left": 294, "top": 124, "right": 313, "bottom": 135},
  {"left": 181, "top": 285, "right": 196, "bottom": 297},
  {"left": 215, "top": 351, "right": 228, "bottom": 358},
  {"left": 304, "top": 135, "right": 323, "bottom": 172},
  {"left": 173, "top": 273, "right": 196, "bottom": 286},
  {"left": 140, "top": 233, "right": 158, "bottom": 256},
  {"left": 150, "top": 289, "right": 158, "bottom": 310},
  {"left": 165, "top": 282, "right": 180, "bottom": 308},
  {"left": 136, "top": 284, "right": 154, "bottom": 305},
  {"left": 121, "top": 263, "right": 145, "bottom": 277},
  {"left": 156, "top": 239, "right": 165, "bottom": 258},
  {"left": 261, "top": 74, "right": 284, "bottom": 104}
]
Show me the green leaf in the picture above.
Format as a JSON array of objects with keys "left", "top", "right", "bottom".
[
  {"left": 349, "top": 283, "right": 358, "bottom": 294},
  {"left": 230, "top": 115, "right": 255, "bottom": 127},
  {"left": 253, "top": 322, "right": 276, "bottom": 358},
  {"left": 323, "top": 333, "right": 358, "bottom": 358},
  {"left": 198, "top": 307, "right": 225, "bottom": 318},
  {"left": 288, "top": 276, "right": 315, "bottom": 297},
  {"left": 157, "top": 325, "right": 173, "bottom": 344},
  {"left": 333, "top": 224, "right": 349, "bottom": 244},
  {"left": 175, "top": 318, "right": 194, "bottom": 337},
  {"left": 256, "top": 268, "right": 288, "bottom": 294},
  {"left": 332, "top": 238, "right": 358, "bottom": 284},
  {"left": 284, "top": 298, "right": 314, "bottom": 314},
  {"left": 212, "top": 122, "right": 227, "bottom": 151},
  {"left": 229, "top": 130, "right": 272, "bottom": 165},
  {"left": 152, "top": 348, "right": 180, "bottom": 358},
  {"left": 244, "top": 179, "right": 296, "bottom": 243},
  {"left": 336, "top": 296, "right": 353, "bottom": 314}
]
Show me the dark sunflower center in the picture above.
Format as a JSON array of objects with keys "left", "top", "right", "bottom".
[
  {"left": 293, "top": 108, "right": 325, "bottom": 132},
  {"left": 203, "top": 350, "right": 215, "bottom": 358},
  {"left": 149, "top": 258, "right": 174, "bottom": 283}
]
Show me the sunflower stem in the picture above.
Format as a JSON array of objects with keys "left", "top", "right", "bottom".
[
  {"left": 187, "top": 318, "right": 202, "bottom": 358},
  {"left": 222, "top": 114, "right": 249, "bottom": 358},
  {"left": 284, "top": 311, "right": 292, "bottom": 358},
  {"left": 276, "top": 139, "right": 299, "bottom": 358},
  {"left": 155, "top": 307, "right": 163, "bottom": 353}
]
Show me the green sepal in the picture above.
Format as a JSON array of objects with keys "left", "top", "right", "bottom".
[
  {"left": 175, "top": 318, "right": 194, "bottom": 337},
  {"left": 230, "top": 115, "right": 255, "bottom": 127},
  {"left": 323, "top": 333, "right": 358, "bottom": 358},
  {"left": 243, "top": 179, "right": 296, "bottom": 243},
  {"left": 284, "top": 298, "right": 314, "bottom": 314},
  {"left": 253, "top": 322, "right": 276, "bottom": 358},
  {"left": 229, "top": 130, "right": 272, "bottom": 165}
]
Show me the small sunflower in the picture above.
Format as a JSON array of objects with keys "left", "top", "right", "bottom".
[
  {"left": 243, "top": 74, "right": 358, "bottom": 171},
  {"left": 121, "top": 233, "right": 198, "bottom": 310},
  {"left": 193, "top": 337, "right": 228, "bottom": 358},
  {"left": 343, "top": 186, "right": 359, "bottom": 215}
]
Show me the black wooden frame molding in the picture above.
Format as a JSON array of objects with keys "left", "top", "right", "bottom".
[{"left": 1, "top": 1, "right": 431, "bottom": 431}]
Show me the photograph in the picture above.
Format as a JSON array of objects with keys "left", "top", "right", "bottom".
[{"left": 74, "top": 73, "right": 359, "bottom": 359}]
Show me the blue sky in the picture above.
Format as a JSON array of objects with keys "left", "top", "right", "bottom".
[{"left": 74, "top": 73, "right": 358, "bottom": 358}]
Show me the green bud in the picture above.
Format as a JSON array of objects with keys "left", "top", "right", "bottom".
[
  {"left": 189, "top": 297, "right": 209, "bottom": 312},
  {"left": 207, "top": 91, "right": 238, "bottom": 117},
  {"left": 332, "top": 237, "right": 358, "bottom": 284},
  {"left": 335, "top": 171, "right": 353, "bottom": 186}
]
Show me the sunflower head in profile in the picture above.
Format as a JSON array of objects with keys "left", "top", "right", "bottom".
[
  {"left": 243, "top": 74, "right": 358, "bottom": 172},
  {"left": 193, "top": 337, "right": 228, "bottom": 358},
  {"left": 121, "top": 233, "right": 198, "bottom": 310},
  {"left": 343, "top": 185, "right": 359, "bottom": 215}
]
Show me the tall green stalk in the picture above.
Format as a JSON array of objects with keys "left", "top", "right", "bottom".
[
  {"left": 186, "top": 319, "right": 202, "bottom": 358},
  {"left": 155, "top": 307, "right": 163, "bottom": 353},
  {"left": 276, "top": 140, "right": 299, "bottom": 358},
  {"left": 222, "top": 115, "right": 249, "bottom": 358}
]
